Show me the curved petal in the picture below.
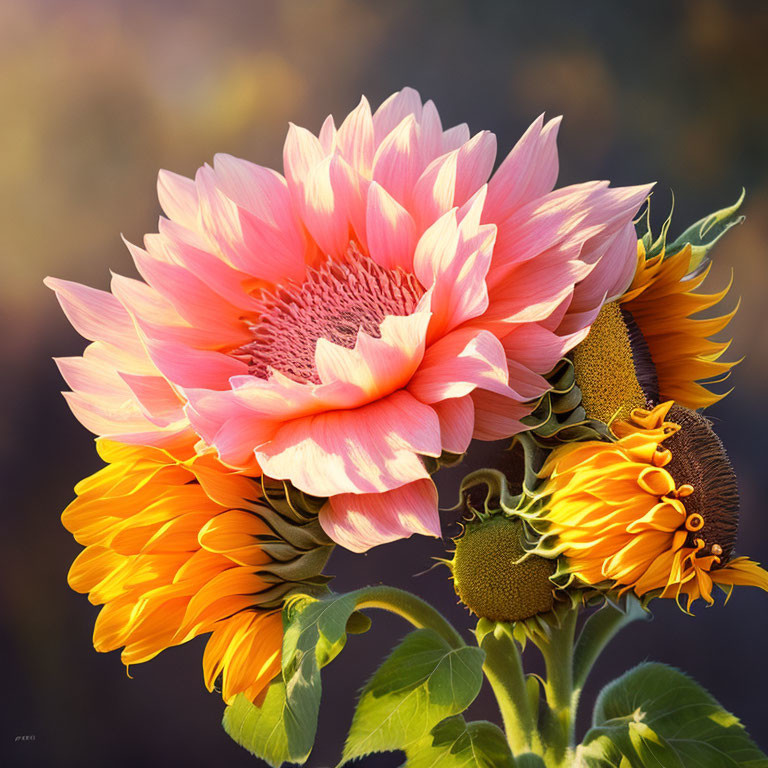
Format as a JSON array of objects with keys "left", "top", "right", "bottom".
[
  {"left": 319, "top": 479, "right": 440, "bottom": 552},
  {"left": 254, "top": 390, "right": 441, "bottom": 496},
  {"left": 433, "top": 395, "right": 474, "bottom": 454},
  {"left": 484, "top": 114, "right": 561, "bottom": 222},
  {"left": 408, "top": 327, "right": 513, "bottom": 403}
]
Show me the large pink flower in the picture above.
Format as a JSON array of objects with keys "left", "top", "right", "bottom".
[{"left": 47, "top": 88, "right": 651, "bottom": 552}]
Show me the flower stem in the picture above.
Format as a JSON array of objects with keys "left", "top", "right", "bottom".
[
  {"left": 479, "top": 626, "right": 543, "bottom": 756},
  {"left": 354, "top": 585, "right": 465, "bottom": 649},
  {"left": 536, "top": 610, "right": 578, "bottom": 767}
]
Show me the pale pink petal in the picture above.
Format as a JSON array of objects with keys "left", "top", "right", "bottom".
[
  {"left": 320, "top": 479, "right": 440, "bottom": 553},
  {"left": 480, "top": 242, "right": 594, "bottom": 327},
  {"left": 336, "top": 96, "right": 374, "bottom": 177},
  {"left": 471, "top": 389, "right": 535, "bottom": 441},
  {"left": 372, "top": 87, "right": 423, "bottom": 144},
  {"left": 141, "top": 338, "right": 247, "bottom": 390},
  {"left": 55, "top": 355, "right": 133, "bottom": 402},
  {"left": 570, "top": 219, "right": 639, "bottom": 312},
  {"left": 413, "top": 195, "right": 496, "bottom": 340},
  {"left": 454, "top": 131, "right": 497, "bottom": 206},
  {"left": 283, "top": 122, "right": 326, "bottom": 198},
  {"left": 318, "top": 115, "right": 337, "bottom": 152},
  {"left": 501, "top": 323, "right": 591, "bottom": 375},
  {"left": 110, "top": 273, "right": 242, "bottom": 351},
  {"left": 505, "top": 360, "right": 550, "bottom": 401},
  {"left": 433, "top": 395, "right": 474, "bottom": 454},
  {"left": 408, "top": 328, "right": 513, "bottom": 403},
  {"left": 328, "top": 153, "right": 369, "bottom": 249},
  {"left": 157, "top": 170, "right": 199, "bottom": 231},
  {"left": 417, "top": 101, "right": 444, "bottom": 166},
  {"left": 195, "top": 164, "right": 306, "bottom": 284},
  {"left": 62, "top": 390, "right": 193, "bottom": 449},
  {"left": 118, "top": 372, "right": 186, "bottom": 427},
  {"left": 484, "top": 115, "right": 561, "bottom": 223},
  {"left": 315, "top": 311, "right": 430, "bottom": 399},
  {"left": 298, "top": 155, "right": 351, "bottom": 256},
  {"left": 126, "top": 239, "right": 249, "bottom": 343},
  {"left": 154, "top": 220, "right": 260, "bottom": 312},
  {"left": 442, "top": 123, "right": 471, "bottom": 153},
  {"left": 255, "top": 390, "right": 441, "bottom": 496},
  {"left": 365, "top": 182, "right": 418, "bottom": 271},
  {"left": 44, "top": 278, "right": 145, "bottom": 358},
  {"left": 411, "top": 151, "right": 458, "bottom": 231},
  {"left": 372, "top": 114, "right": 421, "bottom": 209}
]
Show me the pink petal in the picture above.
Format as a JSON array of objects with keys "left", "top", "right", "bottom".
[
  {"left": 141, "top": 337, "right": 247, "bottom": 390},
  {"left": 336, "top": 96, "right": 375, "bottom": 177},
  {"left": 255, "top": 390, "right": 441, "bottom": 496},
  {"left": 411, "top": 151, "right": 458, "bottom": 231},
  {"left": 471, "top": 389, "right": 535, "bottom": 441},
  {"left": 314, "top": 311, "right": 430, "bottom": 399},
  {"left": 297, "top": 155, "right": 351, "bottom": 257},
  {"left": 409, "top": 327, "right": 512, "bottom": 403},
  {"left": 433, "top": 395, "right": 474, "bottom": 454},
  {"left": 372, "top": 114, "right": 421, "bottom": 209},
  {"left": 500, "top": 322, "right": 591, "bottom": 375},
  {"left": 365, "top": 182, "right": 418, "bottom": 272},
  {"left": 44, "top": 278, "right": 146, "bottom": 358},
  {"left": 372, "top": 87, "right": 423, "bottom": 145},
  {"left": 319, "top": 479, "right": 440, "bottom": 552},
  {"left": 484, "top": 115, "right": 561, "bottom": 222},
  {"left": 157, "top": 170, "right": 199, "bottom": 231},
  {"left": 413, "top": 196, "right": 495, "bottom": 340},
  {"left": 154, "top": 220, "right": 260, "bottom": 312},
  {"left": 481, "top": 241, "right": 593, "bottom": 327},
  {"left": 283, "top": 122, "right": 326, "bottom": 199},
  {"left": 454, "top": 131, "right": 497, "bottom": 206},
  {"left": 195, "top": 164, "right": 306, "bottom": 284},
  {"left": 126, "top": 239, "right": 250, "bottom": 344},
  {"left": 118, "top": 372, "right": 186, "bottom": 427}
]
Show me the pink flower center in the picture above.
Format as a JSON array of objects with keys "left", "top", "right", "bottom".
[{"left": 232, "top": 243, "right": 424, "bottom": 384}]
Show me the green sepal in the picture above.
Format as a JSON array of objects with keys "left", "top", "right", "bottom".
[
  {"left": 636, "top": 191, "right": 745, "bottom": 274},
  {"left": 666, "top": 189, "right": 746, "bottom": 276},
  {"left": 523, "top": 359, "right": 612, "bottom": 444},
  {"left": 404, "top": 715, "right": 516, "bottom": 767},
  {"left": 340, "top": 628, "right": 485, "bottom": 764},
  {"left": 579, "top": 662, "right": 768, "bottom": 767}
]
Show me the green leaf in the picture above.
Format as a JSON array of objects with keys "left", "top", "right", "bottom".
[
  {"left": 581, "top": 662, "right": 768, "bottom": 767},
  {"left": 405, "top": 716, "right": 515, "bottom": 767},
  {"left": 341, "top": 628, "right": 485, "bottom": 763},
  {"left": 222, "top": 683, "right": 299, "bottom": 767},
  {"left": 222, "top": 590, "right": 368, "bottom": 766}
]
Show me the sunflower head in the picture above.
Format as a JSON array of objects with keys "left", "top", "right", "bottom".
[
  {"left": 63, "top": 439, "right": 335, "bottom": 704},
  {"left": 525, "top": 402, "right": 768, "bottom": 611},
  {"left": 449, "top": 513, "right": 556, "bottom": 623}
]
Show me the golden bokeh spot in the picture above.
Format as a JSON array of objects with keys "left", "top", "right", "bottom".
[
  {"left": 572, "top": 301, "right": 648, "bottom": 423},
  {"left": 452, "top": 515, "right": 555, "bottom": 622}
]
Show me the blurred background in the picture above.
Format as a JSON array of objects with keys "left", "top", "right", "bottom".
[{"left": 3, "top": 0, "right": 768, "bottom": 765}]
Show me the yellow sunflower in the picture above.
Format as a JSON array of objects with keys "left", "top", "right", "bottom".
[
  {"left": 572, "top": 240, "right": 738, "bottom": 424},
  {"left": 64, "top": 439, "right": 333, "bottom": 704},
  {"left": 526, "top": 401, "right": 768, "bottom": 611}
]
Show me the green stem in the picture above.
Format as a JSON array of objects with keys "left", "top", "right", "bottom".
[
  {"left": 480, "top": 627, "right": 542, "bottom": 755},
  {"left": 537, "top": 610, "right": 578, "bottom": 767},
  {"left": 354, "top": 585, "right": 465, "bottom": 649}
]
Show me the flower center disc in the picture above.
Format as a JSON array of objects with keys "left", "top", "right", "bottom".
[
  {"left": 665, "top": 404, "right": 740, "bottom": 561},
  {"left": 452, "top": 515, "right": 556, "bottom": 622},
  {"left": 572, "top": 301, "right": 658, "bottom": 422},
  {"left": 232, "top": 243, "right": 424, "bottom": 384}
]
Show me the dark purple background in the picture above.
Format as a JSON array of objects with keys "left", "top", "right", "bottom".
[{"left": 4, "top": 0, "right": 768, "bottom": 765}]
